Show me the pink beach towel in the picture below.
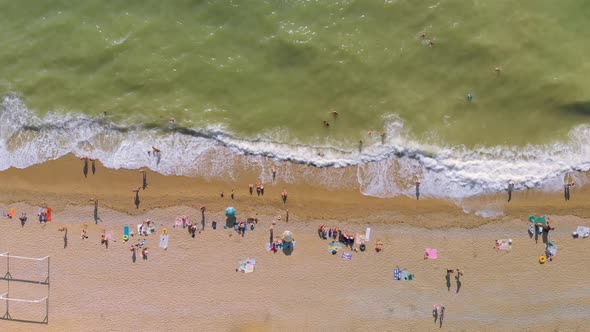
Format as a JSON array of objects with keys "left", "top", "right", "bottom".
[{"left": 424, "top": 248, "right": 438, "bottom": 260}]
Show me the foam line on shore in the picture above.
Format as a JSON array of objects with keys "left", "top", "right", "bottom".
[{"left": 2, "top": 94, "right": 590, "bottom": 199}]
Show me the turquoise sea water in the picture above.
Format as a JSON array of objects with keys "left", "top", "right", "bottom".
[{"left": 1, "top": 0, "right": 590, "bottom": 199}]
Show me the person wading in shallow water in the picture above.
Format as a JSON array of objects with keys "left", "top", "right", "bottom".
[
  {"left": 507, "top": 180, "right": 515, "bottom": 202},
  {"left": 414, "top": 176, "right": 421, "bottom": 200}
]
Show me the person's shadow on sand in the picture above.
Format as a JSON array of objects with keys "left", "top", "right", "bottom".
[
  {"left": 132, "top": 250, "right": 136, "bottom": 263},
  {"left": 456, "top": 276, "right": 462, "bottom": 293},
  {"left": 445, "top": 271, "right": 451, "bottom": 291},
  {"left": 283, "top": 242, "right": 294, "bottom": 256},
  {"left": 432, "top": 308, "right": 438, "bottom": 323},
  {"left": 63, "top": 229, "right": 68, "bottom": 249}
]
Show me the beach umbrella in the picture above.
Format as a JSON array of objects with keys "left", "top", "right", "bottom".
[
  {"left": 225, "top": 207, "right": 236, "bottom": 217},
  {"left": 282, "top": 231, "right": 293, "bottom": 243}
]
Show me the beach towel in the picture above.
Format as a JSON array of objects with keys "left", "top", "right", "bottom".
[
  {"left": 159, "top": 234, "right": 169, "bottom": 249},
  {"left": 575, "top": 226, "right": 590, "bottom": 238},
  {"left": 546, "top": 242, "right": 557, "bottom": 257},
  {"left": 495, "top": 239, "right": 512, "bottom": 251},
  {"left": 528, "top": 223, "right": 535, "bottom": 236},
  {"left": 341, "top": 252, "right": 353, "bottom": 261},
  {"left": 393, "top": 268, "right": 401, "bottom": 280},
  {"left": 238, "top": 259, "right": 256, "bottom": 273},
  {"left": 424, "top": 248, "right": 438, "bottom": 259},
  {"left": 402, "top": 270, "right": 409, "bottom": 280},
  {"left": 328, "top": 242, "right": 342, "bottom": 253},
  {"left": 124, "top": 226, "right": 130, "bottom": 237},
  {"left": 529, "top": 216, "right": 546, "bottom": 226},
  {"left": 365, "top": 228, "right": 371, "bottom": 242}
]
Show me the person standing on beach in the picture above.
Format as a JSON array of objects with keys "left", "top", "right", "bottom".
[
  {"left": 200, "top": 206, "right": 206, "bottom": 230},
  {"left": 81, "top": 157, "right": 89, "bottom": 178},
  {"left": 286, "top": 209, "right": 289, "bottom": 223},
  {"left": 249, "top": 184, "right": 254, "bottom": 196},
  {"left": 19, "top": 213, "right": 27, "bottom": 227},
  {"left": 140, "top": 170, "right": 148, "bottom": 190},
  {"left": 415, "top": 177, "right": 421, "bottom": 200},
  {"left": 272, "top": 167, "right": 277, "bottom": 182},
  {"left": 132, "top": 187, "right": 140, "bottom": 209},
  {"left": 260, "top": 184, "right": 265, "bottom": 196},
  {"left": 542, "top": 220, "right": 554, "bottom": 244},
  {"left": 281, "top": 190, "right": 288, "bottom": 204},
  {"left": 455, "top": 269, "right": 463, "bottom": 293},
  {"left": 507, "top": 180, "right": 515, "bottom": 202},
  {"left": 439, "top": 306, "right": 445, "bottom": 328},
  {"left": 445, "top": 270, "right": 453, "bottom": 292},
  {"left": 91, "top": 198, "right": 102, "bottom": 224},
  {"left": 269, "top": 225, "right": 274, "bottom": 244}
]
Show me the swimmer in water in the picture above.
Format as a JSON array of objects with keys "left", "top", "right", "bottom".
[{"left": 331, "top": 111, "right": 338, "bottom": 117}]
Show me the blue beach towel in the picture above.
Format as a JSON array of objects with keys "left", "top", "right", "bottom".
[{"left": 393, "top": 268, "right": 401, "bottom": 280}]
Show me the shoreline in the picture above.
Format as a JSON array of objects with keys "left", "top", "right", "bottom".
[{"left": 1, "top": 154, "right": 590, "bottom": 229}]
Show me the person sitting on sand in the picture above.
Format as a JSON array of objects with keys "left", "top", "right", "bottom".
[
  {"left": 141, "top": 248, "right": 148, "bottom": 260},
  {"left": 375, "top": 239, "right": 383, "bottom": 252}
]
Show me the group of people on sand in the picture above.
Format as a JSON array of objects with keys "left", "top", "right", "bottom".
[
  {"left": 249, "top": 183, "right": 265, "bottom": 196},
  {"left": 317, "top": 225, "right": 361, "bottom": 251},
  {"left": 507, "top": 174, "right": 576, "bottom": 202},
  {"left": 130, "top": 240, "right": 148, "bottom": 261}
]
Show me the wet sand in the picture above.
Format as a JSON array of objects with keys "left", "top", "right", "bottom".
[{"left": 0, "top": 155, "right": 589, "bottom": 331}]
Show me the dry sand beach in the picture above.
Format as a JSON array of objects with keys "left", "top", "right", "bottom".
[{"left": 0, "top": 156, "right": 589, "bottom": 331}]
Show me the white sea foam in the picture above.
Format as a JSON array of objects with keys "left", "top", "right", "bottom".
[{"left": 1, "top": 94, "right": 590, "bottom": 201}]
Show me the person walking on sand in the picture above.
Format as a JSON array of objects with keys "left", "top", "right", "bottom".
[
  {"left": 140, "top": 170, "right": 148, "bottom": 190},
  {"left": 249, "top": 184, "right": 254, "bottom": 196},
  {"left": 81, "top": 157, "right": 89, "bottom": 178},
  {"left": 432, "top": 305, "right": 439, "bottom": 323},
  {"left": 439, "top": 306, "right": 445, "bottom": 328},
  {"left": 507, "top": 180, "right": 515, "bottom": 202},
  {"left": 260, "top": 184, "right": 265, "bottom": 196},
  {"left": 272, "top": 167, "right": 277, "bottom": 182},
  {"left": 414, "top": 176, "right": 421, "bottom": 200},
  {"left": 132, "top": 187, "right": 141, "bottom": 209},
  {"left": 281, "top": 190, "right": 288, "bottom": 204},
  {"left": 91, "top": 159, "right": 96, "bottom": 175}
]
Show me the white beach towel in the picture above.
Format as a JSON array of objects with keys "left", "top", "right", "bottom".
[
  {"left": 365, "top": 228, "right": 371, "bottom": 242},
  {"left": 495, "top": 239, "right": 512, "bottom": 251},
  {"left": 575, "top": 226, "right": 590, "bottom": 238},
  {"left": 159, "top": 234, "right": 169, "bottom": 249}
]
